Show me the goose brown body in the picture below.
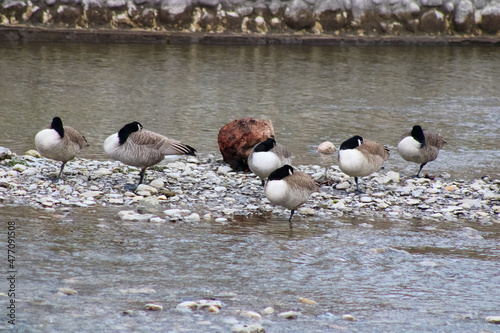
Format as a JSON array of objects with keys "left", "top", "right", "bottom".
[
  {"left": 103, "top": 121, "right": 196, "bottom": 189},
  {"left": 265, "top": 165, "right": 319, "bottom": 223},
  {"left": 248, "top": 138, "right": 292, "bottom": 185},
  {"left": 398, "top": 125, "right": 445, "bottom": 177},
  {"left": 338, "top": 135, "right": 390, "bottom": 192},
  {"left": 35, "top": 117, "right": 89, "bottom": 179}
]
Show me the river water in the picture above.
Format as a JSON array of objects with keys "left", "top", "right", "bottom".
[{"left": 1, "top": 42, "right": 500, "bottom": 332}]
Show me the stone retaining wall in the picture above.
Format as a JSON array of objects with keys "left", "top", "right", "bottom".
[{"left": 1, "top": 0, "right": 500, "bottom": 38}]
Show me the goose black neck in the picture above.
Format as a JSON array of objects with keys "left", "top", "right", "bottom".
[
  {"left": 51, "top": 117, "right": 65, "bottom": 138},
  {"left": 411, "top": 125, "right": 426, "bottom": 147},
  {"left": 118, "top": 121, "right": 143, "bottom": 145},
  {"left": 340, "top": 135, "right": 363, "bottom": 150},
  {"left": 268, "top": 164, "right": 294, "bottom": 181},
  {"left": 254, "top": 138, "right": 276, "bottom": 153}
]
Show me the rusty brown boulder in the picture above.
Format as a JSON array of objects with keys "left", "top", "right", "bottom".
[{"left": 218, "top": 118, "right": 275, "bottom": 172}]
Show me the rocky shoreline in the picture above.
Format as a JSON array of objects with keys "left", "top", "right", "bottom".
[
  {"left": 1, "top": 146, "right": 499, "bottom": 224},
  {"left": 1, "top": 0, "right": 500, "bottom": 40}
]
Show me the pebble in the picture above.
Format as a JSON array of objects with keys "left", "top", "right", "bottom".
[
  {"left": 485, "top": 316, "right": 500, "bottom": 324},
  {"left": 237, "top": 310, "right": 262, "bottom": 320},
  {"left": 298, "top": 297, "right": 317, "bottom": 305},
  {"left": 57, "top": 287, "right": 78, "bottom": 295},
  {"left": 144, "top": 303, "right": 163, "bottom": 311},
  {"left": 261, "top": 306, "right": 274, "bottom": 315},
  {"left": 278, "top": 311, "right": 300, "bottom": 319},
  {"left": 342, "top": 314, "right": 357, "bottom": 321},
  {"left": 231, "top": 324, "right": 265, "bottom": 333},
  {"left": 0, "top": 148, "right": 497, "bottom": 225}
]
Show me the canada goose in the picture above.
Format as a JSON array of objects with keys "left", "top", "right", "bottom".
[
  {"left": 103, "top": 121, "right": 196, "bottom": 190},
  {"left": 338, "top": 135, "right": 390, "bottom": 192},
  {"left": 398, "top": 125, "right": 446, "bottom": 177},
  {"left": 34, "top": 116, "right": 89, "bottom": 180},
  {"left": 248, "top": 138, "right": 292, "bottom": 186},
  {"left": 264, "top": 164, "right": 319, "bottom": 223}
]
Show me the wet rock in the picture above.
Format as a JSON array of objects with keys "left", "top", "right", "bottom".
[
  {"left": 284, "top": 0, "right": 314, "bottom": 30},
  {"left": 144, "top": 303, "right": 163, "bottom": 311},
  {"left": 176, "top": 301, "right": 199, "bottom": 312},
  {"left": 237, "top": 310, "right": 262, "bottom": 320},
  {"left": 317, "top": 141, "right": 337, "bottom": 154},
  {"left": 480, "top": 4, "right": 500, "bottom": 33},
  {"left": 119, "top": 287, "right": 156, "bottom": 294},
  {"left": 118, "top": 210, "right": 154, "bottom": 221},
  {"left": 0, "top": 147, "right": 13, "bottom": 160},
  {"left": 298, "top": 297, "right": 317, "bottom": 305},
  {"left": 25, "top": 149, "right": 41, "bottom": 158},
  {"left": 485, "top": 316, "right": 500, "bottom": 324},
  {"left": 419, "top": 9, "right": 447, "bottom": 32},
  {"left": 261, "top": 306, "right": 274, "bottom": 315},
  {"left": 342, "top": 314, "right": 357, "bottom": 321},
  {"left": 278, "top": 311, "right": 300, "bottom": 319},
  {"left": 57, "top": 287, "right": 78, "bottom": 295},
  {"left": 231, "top": 324, "right": 265, "bottom": 333},
  {"left": 184, "top": 213, "right": 201, "bottom": 222},
  {"left": 217, "top": 118, "right": 275, "bottom": 172},
  {"left": 159, "top": 0, "right": 194, "bottom": 28}
]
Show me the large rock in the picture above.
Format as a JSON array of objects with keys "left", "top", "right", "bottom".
[
  {"left": 217, "top": 118, "right": 275, "bottom": 172},
  {"left": 480, "top": 4, "right": 500, "bottom": 33},
  {"left": 454, "top": 0, "right": 475, "bottom": 32},
  {"left": 284, "top": 0, "right": 315, "bottom": 30},
  {"left": 419, "top": 9, "right": 447, "bottom": 32},
  {"left": 159, "top": 0, "right": 194, "bottom": 28}
]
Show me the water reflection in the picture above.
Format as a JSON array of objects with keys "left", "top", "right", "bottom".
[
  {"left": 3, "top": 205, "right": 499, "bottom": 332},
  {"left": 0, "top": 42, "right": 499, "bottom": 180}
]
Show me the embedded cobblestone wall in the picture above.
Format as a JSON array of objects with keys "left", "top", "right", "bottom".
[{"left": 1, "top": 0, "right": 500, "bottom": 38}]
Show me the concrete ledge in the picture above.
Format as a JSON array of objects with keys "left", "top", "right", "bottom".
[{"left": 1, "top": 25, "right": 500, "bottom": 44}]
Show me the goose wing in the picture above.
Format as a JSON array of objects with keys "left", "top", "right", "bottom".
[
  {"left": 424, "top": 130, "right": 446, "bottom": 149},
  {"left": 358, "top": 140, "right": 390, "bottom": 161},
  {"left": 64, "top": 126, "right": 89, "bottom": 149},
  {"left": 129, "top": 130, "right": 196, "bottom": 156}
]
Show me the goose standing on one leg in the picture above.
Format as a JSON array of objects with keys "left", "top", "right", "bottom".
[
  {"left": 34, "top": 116, "right": 89, "bottom": 181},
  {"left": 264, "top": 164, "right": 319, "bottom": 225},
  {"left": 338, "top": 135, "right": 390, "bottom": 193},
  {"left": 248, "top": 137, "right": 292, "bottom": 186},
  {"left": 103, "top": 121, "right": 196, "bottom": 190},
  {"left": 397, "top": 125, "right": 446, "bottom": 178}
]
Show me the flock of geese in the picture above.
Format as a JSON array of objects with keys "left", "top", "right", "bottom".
[{"left": 34, "top": 117, "right": 446, "bottom": 223}]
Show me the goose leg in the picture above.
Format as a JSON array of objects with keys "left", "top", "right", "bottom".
[
  {"left": 354, "top": 177, "right": 363, "bottom": 193},
  {"left": 138, "top": 168, "right": 147, "bottom": 186},
  {"left": 416, "top": 163, "right": 427, "bottom": 178},
  {"left": 261, "top": 179, "right": 265, "bottom": 187},
  {"left": 288, "top": 209, "right": 295, "bottom": 223},
  {"left": 124, "top": 168, "right": 147, "bottom": 192},
  {"left": 53, "top": 161, "right": 67, "bottom": 182}
]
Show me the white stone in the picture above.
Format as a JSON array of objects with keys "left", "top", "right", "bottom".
[
  {"left": 80, "top": 191, "right": 102, "bottom": 198},
  {"left": 184, "top": 213, "right": 201, "bottom": 222},
  {"left": 278, "top": 311, "right": 300, "bottom": 319},
  {"left": 217, "top": 165, "right": 233, "bottom": 175},
  {"left": 299, "top": 207, "right": 315, "bottom": 215},
  {"left": 149, "top": 178, "right": 165, "bottom": 188},
  {"left": 136, "top": 184, "right": 158, "bottom": 194},
  {"left": 164, "top": 209, "right": 182, "bottom": 217},
  {"left": 238, "top": 310, "right": 262, "bottom": 320},
  {"left": 336, "top": 181, "right": 351, "bottom": 190},
  {"left": 231, "top": 323, "right": 265, "bottom": 333},
  {"left": 118, "top": 210, "right": 154, "bottom": 221},
  {"left": 94, "top": 168, "right": 112, "bottom": 176}
]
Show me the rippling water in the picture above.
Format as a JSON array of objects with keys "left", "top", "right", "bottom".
[
  {"left": 3, "top": 206, "right": 500, "bottom": 332},
  {"left": 1, "top": 42, "right": 500, "bottom": 332},
  {"left": 1, "top": 42, "right": 499, "bottom": 179}
]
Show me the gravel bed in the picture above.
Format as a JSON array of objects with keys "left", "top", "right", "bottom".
[{"left": 0, "top": 147, "right": 499, "bottom": 224}]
